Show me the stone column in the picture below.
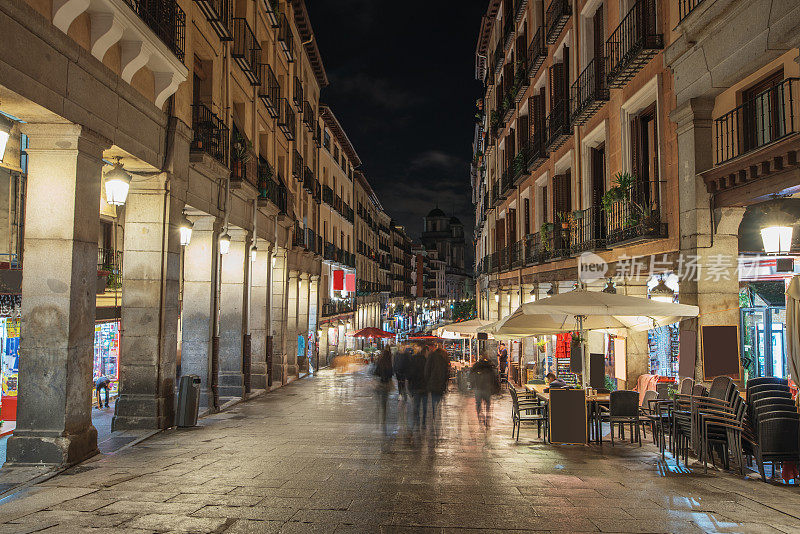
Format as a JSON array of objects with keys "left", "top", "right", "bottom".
[
  {"left": 672, "top": 98, "right": 745, "bottom": 383},
  {"left": 218, "top": 228, "right": 247, "bottom": 400},
  {"left": 6, "top": 124, "right": 108, "bottom": 466},
  {"left": 297, "top": 273, "right": 310, "bottom": 373},
  {"left": 285, "top": 269, "right": 300, "bottom": 379},
  {"left": 270, "top": 248, "right": 288, "bottom": 385},
  {"left": 621, "top": 282, "right": 650, "bottom": 388},
  {"left": 180, "top": 215, "right": 218, "bottom": 408},
  {"left": 112, "top": 174, "right": 181, "bottom": 430},
  {"left": 488, "top": 289, "right": 499, "bottom": 322},
  {"left": 249, "top": 246, "right": 270, "bottom": 391},
  {"left": 510, "top": 286, "right": 520, "bottom": 312},
  {"left": 308, "top": 275, "right": 320, "bottom": 372}
]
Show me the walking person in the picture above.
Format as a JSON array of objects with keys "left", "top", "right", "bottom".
[
  {"left": 470, "top": 353, "right": 499, "bottom": 428},
  {"left": 425, "top": 347, "right": 450, "bottom": 431},
  {"left": 497, "top": 342, "right": 508, "bottom": 387},
  {"left": 393, "top": 344, "right": 411, "bottom": 401},
  {"left": 373, "top": 347, "right": 394, "bottom": 436},
  {"left": 406, "top": 344, "right": 429, "bottom": 433},
  {"left": 94, "top": 375, "right": 111, "bottom": 409}
]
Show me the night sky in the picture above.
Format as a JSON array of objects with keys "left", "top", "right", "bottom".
[{"left": 306, "top": 1, "right": 486, "bottom": 248}]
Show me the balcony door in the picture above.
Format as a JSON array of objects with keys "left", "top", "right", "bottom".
[
  {"left": 631, "top": 103, "right": 658, "bottom": 207},
  {"left": 590, "top": 144, "right": 606, "bottom": 240},
  {"left": 593, "top": 4, "right": 604, "bottom": 92},
  {"left": 742, "top": 71, "right": 785, "bottom": 154}
]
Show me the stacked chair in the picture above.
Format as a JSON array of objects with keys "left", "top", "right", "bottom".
[
  {"left": 742, "top": 378, "right": 800, "bottom": 481},
  {"left": 509, "top": 386, "right": 547, "bottom": 441}
]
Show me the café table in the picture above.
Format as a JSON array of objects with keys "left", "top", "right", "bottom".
[{"left": 525, "top": 384, "right": 610, "bottom": 444}]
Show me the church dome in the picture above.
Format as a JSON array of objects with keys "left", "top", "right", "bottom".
[
  {"left": 450, "top": 216, "right": 462, "bottom": 224},
  {"left": 426, "top": 207, "right": 446, "bottom": 218}
]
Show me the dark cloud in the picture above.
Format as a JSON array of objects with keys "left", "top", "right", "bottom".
[{"left": 307, "top": 0, "right": 486, "bottom": 253}]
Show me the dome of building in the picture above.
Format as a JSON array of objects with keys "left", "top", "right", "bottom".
[
  {"left": 450, "top": 216, "right": 462, "bottom": 224},
  {"left": 426, "top": 207, "right": 446, "bottom": 218}
]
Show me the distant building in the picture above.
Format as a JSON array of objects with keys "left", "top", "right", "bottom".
[{"left": 419, "top": 208, "right": 473, "bottom": 302}]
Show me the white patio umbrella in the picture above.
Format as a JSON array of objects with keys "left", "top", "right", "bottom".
[
  {"left": 492, "top": 290, "right": 700, "bottom": 386},
  {"left": 786, "top": 276, "right": 800, "bottom": 386},
  {"left": 437, "top": 318, "right": 493, "bottom": 338}
]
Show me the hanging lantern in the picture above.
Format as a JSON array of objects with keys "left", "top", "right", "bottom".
[
  {"left": 219, "top": 231, "right": 231, "bottom": 255},
  {"left": 178, "top": 212, "right": 193, "bottom": 246},
  {"left": 650, "top": 277, "right": 675, "bottom": 303},
  {"left": 761, "top": 225, "right": 793, "bottom": 254},
  {"left": 104, "top": 161, "right": 132, "bottom": 206}
]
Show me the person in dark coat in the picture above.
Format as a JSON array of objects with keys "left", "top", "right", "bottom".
[
  {"left": 374, "top": 347, "right": 394, "bottom": 435},
  {"left": 406, "top": 344, "right": 429, "bottom": 432},
  {"left": 497, "top": 343, "right": 508, "bottom": 383},
  {"left": 425, "top": 348, "right": 450, "bottom": 424},
  {"left": 393, "top": 344, "right": 412, "bottom": 401},
  {"left": 470, "top": 353, "right": 498, "bottom": 427}
]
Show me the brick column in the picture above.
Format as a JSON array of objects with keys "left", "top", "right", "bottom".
[
  {"left": 6, "top": 124, "right": 108, "bottom": 466},
  {"left": 112, "top": 173, "right": 181, "bottom": 430}
]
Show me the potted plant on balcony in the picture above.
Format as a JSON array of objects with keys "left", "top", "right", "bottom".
[
  {"left": 601, "top": 171, "right": 636, "bottom": 212},
  {"left": 231, "top": 132, "right": 253, "bottom": 180}
]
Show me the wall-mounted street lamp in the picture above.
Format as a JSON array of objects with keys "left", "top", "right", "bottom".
[
  {"left": 602, "top": 279, "right": 616, "bottom": 294},
  {"left": 219, "top": 231, "right": 231, "bottom": 255},
  {"left": 761, "top": 225, "right": 793, "bottom": 254},
  {"left": 178, "top": 212, "right": 193, "bottom": 246},
  {"left": 650, "top": 277, "right": 675, "bottom": 303},
  {"left": 104, "top": 159, "right": 132, "bottom": 206},
  {"left": 250, "top": 245, "right": 258, "bottom": 262}
]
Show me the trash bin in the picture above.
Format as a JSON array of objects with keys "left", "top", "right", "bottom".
[{"left": 176, "top": 375, "right": 201, "bottom": 427}]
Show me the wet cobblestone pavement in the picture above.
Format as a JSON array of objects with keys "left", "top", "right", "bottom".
[{"left": 1, "top": 369, "right": 800, "bottom": 533}]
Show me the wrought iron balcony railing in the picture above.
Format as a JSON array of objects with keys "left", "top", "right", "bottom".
[
  {"left": 545, "top": 98, "right": 570, "bottom": 151},
  {"left": 321, "top": 184, "right": 334, "bottom": 206},
  {"left": 194, "top": 0, "right": 231, "bottom": 41},
  {"left": 277, "top": 98, "right": 296, "bottom": 140},
  {"left": 262, "top": 0, "right": 279, "bottom": 27},
  {"left": 514, "top": 0, "right": 529, "bottom": 24},
  {"left": 191, "top": 103, "right": 228, "bottom": 165},
  {"left": 292, "top": 149, "right": 303, "bottom": 181},
  {"left": 570, "top": 57, "right": 609, "bottom": 126},
  {"left": 605, "top": 0, "right": 663, "bottom": 89},
  {"left": 258, "top": 63, "right": 280, "bottom": 118},
  {"left": 302, "top": 166, "right": 315, "bottom": 193},
  {"left": 678, "top": 0, "right": 704, "bottom": 21},
  {"left": 545, "top": 0, "right": 570, "bottom": 45},
  {"left": 526, "top": 128, "right": 548, "bottom": 172},
  {"left": 714, "top": 77, "right": 799, "bottom": 165},
  {"left": 527, "top": 27, "right": 547, "bottom": 78},
  {"left": 293, "top": 76, "right": 304, "bottom": 110},
  {"left": 302, "top": 100, "right": 315, "bottom": 130},
  {"left": 605, "top": 179, "right": 667, "bottom": 246},
  {"left": 232, "top": 18, "right": 260, "bottom": 85},
  {"left": 124, "top": 0, "right": 185, "bottom": 62},
  {"left": 257, "top": 161, "right": 287, "bottom": 214},
  {"left": 570, "top": 205, "right": 607, "bottom": 254},
  {"left": 278, "top": 12, "right": 294, "bottom": 62}
]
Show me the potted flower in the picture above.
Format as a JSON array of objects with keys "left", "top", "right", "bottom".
[{"left": 231, "top": 132, "right": 253, "bottom": 180}]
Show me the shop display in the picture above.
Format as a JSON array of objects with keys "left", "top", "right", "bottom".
[
  {"left": 554, "top": 332, "right": 579, "bottom": 387},
  {"left": 1, "top": 316, "right": 20, "bottom": 421},
  {"left": 648, "top": 324, "right": 679, "bottom": 377},
  {"left": 93, "top": 321, "right": 120, "bottom": 402}
]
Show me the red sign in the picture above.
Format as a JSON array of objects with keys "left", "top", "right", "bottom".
[
  {"left": 345, "top": 273, "right": 356, "bottom": 292},
  {"left": 332, "top": 270, "right": 344, "bottom": 291}
]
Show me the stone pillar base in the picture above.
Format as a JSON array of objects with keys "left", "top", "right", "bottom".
[
  {"left": 6, "top": 426, "right": 98, "bottom": 466},
  {"left": 112, "top": 396, "right": 172, "bottom": 430},
  {"left": 251, "top": 368, "right": 267, "bottom": 390},
  {"left": 218, "top": 373, "right": 243, "bottom": 400}
]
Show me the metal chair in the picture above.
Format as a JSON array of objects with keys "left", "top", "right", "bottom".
[
  {"left": 607, "top": 390, "right": 641, "bottom": 446},
  {"left": 510, "top": 387, "right": 546, "bottom": 441}
]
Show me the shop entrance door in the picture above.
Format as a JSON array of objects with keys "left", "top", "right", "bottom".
[{"left": 740, "top": 307, "right": 787, "bottom": 379}]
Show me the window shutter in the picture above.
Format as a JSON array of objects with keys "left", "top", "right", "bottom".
[{"left": 524, "top": 198, "right": 531, "bottom": 235}]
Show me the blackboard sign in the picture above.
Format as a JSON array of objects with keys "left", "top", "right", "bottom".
[
  {"left": 548, "top": 389, "right": 587, "bottom": 445},
  {"left": 701, "top": 325, "right": 740, "bottom": 380},
  {"left": 589, "top": 353, "right": 605, "bottom": 389},
  {"left": 678, "top": 328, "right": 696, "bottom": 379}
]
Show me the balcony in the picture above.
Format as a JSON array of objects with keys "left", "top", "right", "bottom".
[
  {"left": 262, "top": 0, "right": 279, "bottom": 27},
  {"left": 545, "top": 0, "right": 570, "bottom": 45},
  {"left": 499, "top": 168, "right": 512, "bottom": 200},
  {"left": 512, "top": 56, "right": 530, "bottom": 104},
  {"left": 569, "top": 206, "right": 607, "bottom": 254},
  {"left": 191, "top": 103, "right": 228, "bottom": 165},
  {"left": 302, "top": 166, "right": 315, "bottom": 193},
  {"left": 605, "top": 179, "right": 667, "bottom": 246},
  {"left": 605, "top": 0, "right": 663, "bottom": 89},
  {"left": 526, "top": 129, "right": 548, "bottom": 172},
  {"left": 258, "top": 64, "right": 280, "bottom": 118},
  {"left": 502, "top": 14, "right": 516, "bottom": 52},
  {"left": 511, "top": 150, "right": 528, "bottom": 186},
  {"left": 277, "top": 98, "right": 296, "bottom": 140},
  {"left": 194, "top": 0, "right": 231, "bottom": 41},
  {"left": 293, "top": 76, "right": 304, "bottom": 111},
  {"left": 570, "top": 57, "right": 609, "bottom": 126},
  {"left": 278, "top": 12, "right": 294, "bottom": 62},
  {"left": 527, "top": 27, "right": 547, "bottom": 78},
  {"left": 292, "top": 150, "right": 303, "bottom": 181},
  {"left": 322, "top": 184, "right": 334, "bottom": 206},
  {"left": 302, "top": 101, "right": 315, "bottom": 130},
  {"left": 493, "top": 43, "right": 504, "bottom": 78},
  {"left": 703, "top": 78, "right": 800, "bottom": 203},
  {"left": 545, "top": 99, "right": 570, "bottom": 151},
  {"left": 678, "top": 0, "right": 705, "bottom": 22},
  {"left": 322, "top": 298, "right": 355, "bottom": 318},
  {"left": 257, "top": 160, "right": 287, "bottom": 214},
  {"left": 232, "top": 18, "right": 260, "bottom": 85},
  {"left": 514, "top": 0, "right": 529, "bottom": 24},
  {"left": 123, "top": 0, "right": 186, "bottom": 62}
]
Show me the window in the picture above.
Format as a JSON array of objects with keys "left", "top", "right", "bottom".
[
  {"left": 742, "top": 70, "right": 785, "bottom": 153},
  {"left": 631, "top": 103, "right": 658, "bottom": 204},
  {"left": 523, "top": 198, "right": 530, "bottom": 235}
]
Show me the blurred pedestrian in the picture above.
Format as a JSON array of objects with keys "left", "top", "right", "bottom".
[
  {"left": 407, "top": 344, "right": 429, "bottom": 432},
  {"left": 425, "top": 348, "right": 450, "bottom": 426},
  {"left": 497, "top": 342, "right": 508, "bottom": 385},
  {"left": 393, "top": 344, "right": 411, "bottom": 401},
  {"left": 373, "top": 347, "right": 394, "bottom": 435},
  {"left": 471, "top": 353, "right": 499, "bottom": 427}
]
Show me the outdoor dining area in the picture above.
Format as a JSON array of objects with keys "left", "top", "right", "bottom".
[{"left": 479, "top": 285, "right": 800, "bottom": 483}]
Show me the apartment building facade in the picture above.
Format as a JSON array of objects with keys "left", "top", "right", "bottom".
[{"left": 473, "top": 0, "right": 800, "bottom": 386}]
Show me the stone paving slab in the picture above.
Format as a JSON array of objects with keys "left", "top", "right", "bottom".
[{"left": 0, "top": 370, "right": 799, "bottom": 533}]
